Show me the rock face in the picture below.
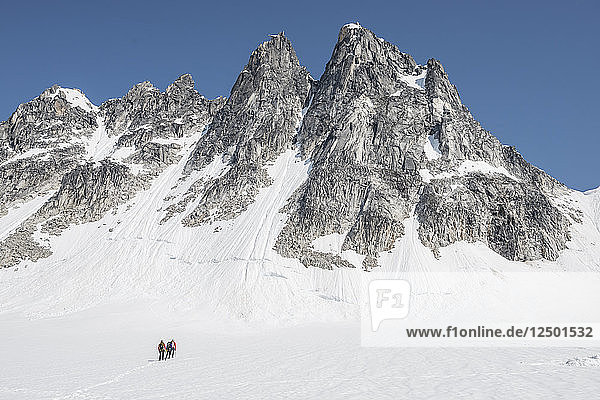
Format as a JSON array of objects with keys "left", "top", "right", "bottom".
[
  {"left": 0, "top": 75, "right": 223, "bottom": 267},
  {"left": 417, "top": 175, "right": 570, "bottom": 261},
  {"left": 103, "top": 74, "right": 225, "bottom": 168},
  {"left": 182, "top": 32, "right": 312, "bottom": 226},
  {"left": 276, "top": 25, "right": 427, "bottom": 269},
  {"left": 103, "top": 74, "right": 222, "bottom": 142},
  {"left": 0, "top": 86, "right": 98, "bottom": 214},
  {"left": 0, "top": 24, "right": 576, "bottom": 270},
  {"left": 275, "top": 23, "right": 570, "bottom": 268},
  {"left": 0, "top": 161, "right": 143, "bottom": 268},
  {"left": 0, "top": 85, "right": 97, "bottom": 156},
  {"left": 42, "top": 161, "right": 141, "bottom": 223}
]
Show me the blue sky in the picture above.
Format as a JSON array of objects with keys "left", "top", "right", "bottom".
[{"left": 1, "top": 0, "right": 598, "bottom": 190}]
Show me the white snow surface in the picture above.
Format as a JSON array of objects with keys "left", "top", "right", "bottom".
[
  {"left": 0, "top": 148, "right": 48, "bottom": 167},
  {"left": 109, "top": 145, "right": 137, "bottom": 162},
  {"left": 397, "top": 67, "right": 427, "bottom": 91},
  {"left": 61, "top": 88, "right": 97, "bottom": 112},
  {"left": 311, "top": 232, "right": 366, "bottom": 268},
  {"left": 1, "top": 305, "right": 599, "bottom": 399},
  {"left": 312, "top": 232, "right": 347, "bottom": 253},
  {"left": 585, "top": 186, "right": 600, "bottom": 195},
  {"left": 418, "top": 168, "right": 434, "bottom": 183},
  {"left": 343, "top": 22, "right": 361, "bottom": 29},
  {"left": 0, "top": 122, "right": 599, "bottom": 397},
  {"left": 421, "top": 160, "right": 519, "bottom": 183},
  {"left": 44, "top": 87, "right": 97, "bottom": 112},
  {"left": 565, "top": 354, "right": 600, "bottom": 367},
  {"left": 0, "top": 192, "right": 54, "bottom": 241},
  {"left": 585, "top": 186, "right": 600, "bottom": 232},
  {"left": 457, "top": 160, "right": 518, "bottom": 180},
  {"left": 423, "top": 134, "right": 441, "bottom": 160},
  {"left": 82, "top": 116, "right": 119, "bottom": 161}
]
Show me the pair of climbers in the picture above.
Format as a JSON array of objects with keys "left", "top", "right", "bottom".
[{"left": 157, "top": 339, "right": 176, "bottom": 361}]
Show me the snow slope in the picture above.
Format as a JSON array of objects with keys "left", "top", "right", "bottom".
[
  {"left": 0, "top": 104, "right": 599, "bottom": 400},
  {"left": 1, "top": 124, "right": 599, "bottom": 322},
  {"left": 41, "top": 87, "right": 97, "bottom": 112},
  {"left": 585, "top": 186, "right": 600, "bottom": 232},
  {"left": 0, "top": 101, "right": 599, "bottom": 323},
  {"left": 0, "top": 192, "right": 54, "bottom": 241},
  {"left": 0, "top": 128, "right": 343, "bottom": 320}
]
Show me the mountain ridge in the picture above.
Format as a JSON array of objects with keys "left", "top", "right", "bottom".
[{"left": 0, "top": 25, "right": 598, "bottom": 317}]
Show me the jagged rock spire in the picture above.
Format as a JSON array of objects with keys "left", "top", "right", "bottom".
[
  {"left": 185, "top": 31, "right": 311, "bottom": 172},
  {"left": 298, "top": 24, "right": 420, "bottom": 157},
  {"left": 425, "top": 58, "right": 462, "bottom": 120},
  {"left": 0, "top": 23, "right": 576, "bottom": 271},
  {"left": 182, "top": 31, "right": 312, "bottom": 226},
  {"left": 167, "top": 73, "right": 195, "bottom": 93},
  {"left": 277, "top": 23, "right": 570, "bottom": 268}
]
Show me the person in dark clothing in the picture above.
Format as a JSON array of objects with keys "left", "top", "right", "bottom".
[
  {"left": 166, "top": 340, "right": 173, "bottom": 359},
  {"left": 158, "top": 340, "right": 166, "bottom": 361},
  {"left": 171, "top": 339, "right": 176, "bottom": 358}
]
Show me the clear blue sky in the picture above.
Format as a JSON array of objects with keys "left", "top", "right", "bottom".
[{"left": 1, "top": 0, "right": 598, "bottom": 190}]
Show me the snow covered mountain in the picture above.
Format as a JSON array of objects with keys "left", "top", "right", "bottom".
[{"left": 1, "top": 23, "right": 599, "bottom": 319}]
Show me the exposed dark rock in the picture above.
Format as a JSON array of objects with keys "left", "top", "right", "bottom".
[
  {"left": 276, "top": 24, "right": 570, "bottom": 267},
  {"left": 0, "top": 24, "right": 575, "bottom": 271},
  {"left": 416, "top": 174, "right": 570, "bottom": 261},
  {"left": 182, "top": 32, "right": 312, "bottom": 226}
]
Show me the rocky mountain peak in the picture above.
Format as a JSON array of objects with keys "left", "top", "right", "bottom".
[
  {"left": 0, "top": 24, "right": 583, "bottom": 272},
  {"left": 337, "top": 22, "right": 364, "bottom": 41},
  {"left": 123, "top": 81, "right": 159, "bottom": 101},
  {"left": 297, "top": 24, "right": 423, "bottom": 158},
  {"left": 34, "top": 85, "right": 96, "bottom": 113},
  {"left": 185, "top": 32, "right": 311, "bottom": 172},
  {"left": 332, "top": 23, "right": 418, "bottom": 78},
  {"left": 249, "top": 32, "right": 298, "bottom": 69},
  {"left": 277, "top": 24, "right": 573, "bottom": 269},
  {"left": 1, "top": 84, "right": 98, "bottom": 157},
  {"left": 181, "top": 33, "right": 311, "bottom": 226},
  {"left": 167, "top": 73, "right": 196, "bottom": 94},
  {"left": 425, "top": 58, "right": 463, "bottom": 120},
  {"left": 40, "top": 84, "right": 62, "bottom": 98}
]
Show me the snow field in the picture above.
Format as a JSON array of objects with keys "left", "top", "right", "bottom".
[{"left": 1, "top": 304, "right": 599, "bottom": 399}]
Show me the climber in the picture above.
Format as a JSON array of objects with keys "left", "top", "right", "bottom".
[
  {"left": 158, "top": 340, "right": 166, "bottom": 361},
  {"left": 166, "top": 340, "right": 173, "bottom": 359}
]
